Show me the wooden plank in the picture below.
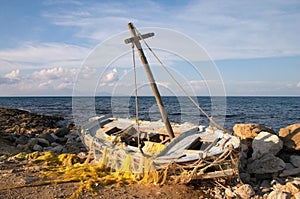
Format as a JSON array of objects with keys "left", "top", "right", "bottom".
[
  {"left": 124, "top": 32, "right": 154, "bottom": 44},
  {"left": 193, "top": 169, "right": 236, "bottom": 180}
]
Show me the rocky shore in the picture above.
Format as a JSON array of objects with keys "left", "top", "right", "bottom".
[
  {"left": 0, "top": 107, "right": 299, "bottom": 198},
  {"left": 231, "top": 124, "right": 300, "bottom": 199},
  {"left": 0, "top": 107, "right": 86, "bottom": 155}
]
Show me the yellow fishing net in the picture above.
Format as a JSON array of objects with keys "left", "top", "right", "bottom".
[
  {"left": 2, "top": 147, "right": 165, "bottom": 199},
  {"left": 1, "top": 139, "right": 238, "bottom": 198}
]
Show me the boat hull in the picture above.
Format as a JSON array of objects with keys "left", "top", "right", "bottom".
[{"left": 79, "top": 116, "right": 240, "bottom": 182}]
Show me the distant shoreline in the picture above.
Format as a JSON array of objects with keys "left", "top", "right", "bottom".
[{"left": 0, "top": 95, "right": 300, "bottom": 97}]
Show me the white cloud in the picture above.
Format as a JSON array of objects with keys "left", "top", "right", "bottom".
[
  {"left": 42, "top": 0, "right": 300, "bottom": 60},
  {"left": 0, "top": 42, "right": 90, "bottom": 70},
  {"left": 1, "top": 1, "right": 300, "bottom": 96},
  {"left": 102, "top": 68, "right": 118, "bottom": 83},
  {"left": 38, "top": 80, "right": 53, "bottom": 89},
  {"left": 4, "top": 69, "right": 20, "bottom": 79},
  {"left": 56, "top": 82, "right": 73, "bottom": 90},
  {"left": 1, "top": 43, "right": 83, "bottom": 62},
  {"left": 0, "top": 67, "right": 79, "bottom": 96},
  {"left": 176, "top": 1, "right": 300, "bottom": 59},
  {"left": 79, "top": 66, "right": 97, "bottom": 79},
  {"left": 32, "top": 67, "right": 77, "bottom": 80}
]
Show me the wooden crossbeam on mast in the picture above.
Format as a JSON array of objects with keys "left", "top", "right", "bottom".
[{"left": 124, "top": 22, "right": 175, "bottom": 139}]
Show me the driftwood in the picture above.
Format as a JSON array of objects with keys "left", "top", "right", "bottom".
[{"left": 193, "top": 169, "right": 236, "bottom": 180}]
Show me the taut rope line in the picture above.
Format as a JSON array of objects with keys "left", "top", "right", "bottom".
[{"left": 135, "top": 28, "right": 230, "bottom": 134}]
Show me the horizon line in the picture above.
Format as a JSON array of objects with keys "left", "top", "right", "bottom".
[{"left": 0, "top": 95, "right": 299, "bottom": 97}]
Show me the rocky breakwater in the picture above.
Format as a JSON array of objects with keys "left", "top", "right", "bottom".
[
  {"left": 233, "top": 123, "right": 300, "bottom": 199},
  {"left": 0, "top": 107, "right": 86, "bottom": 156}
]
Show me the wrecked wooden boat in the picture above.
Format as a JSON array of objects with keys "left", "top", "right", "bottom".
[{"left": 80, "top": 23, "right": 240, "bottom": 183}]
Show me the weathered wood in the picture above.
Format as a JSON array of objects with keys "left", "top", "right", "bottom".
[
  {"left": 124, "top": 32, "right": 154, "bottom": 44},
  {"left": 193, "top": 169, "right": 236, "bottom": 180},
  {"left": 125, "top": 22, "right": 175, "bottom": 139}
]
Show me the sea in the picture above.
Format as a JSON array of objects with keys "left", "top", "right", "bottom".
[{"left": 0, "top": 96, "right": 299, "bottom": 133}]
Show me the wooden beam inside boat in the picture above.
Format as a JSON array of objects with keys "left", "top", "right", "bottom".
[{"left": 125, "top": 22, "right": 175, "bottom": 139}]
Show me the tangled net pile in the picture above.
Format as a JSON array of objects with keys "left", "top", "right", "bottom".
[{"left": 0, "top": 145, "right": 238, "bottom": 199}]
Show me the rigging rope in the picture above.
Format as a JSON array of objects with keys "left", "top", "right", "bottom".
[
  {"left": 131, "top": 43, "right": 139, "bottom": 125},
  {"left": 131, "top": 43, "right": 144, "bottom": 153},
  {"left": 135, "top": 29, "right": 230, "bottom": 134}
]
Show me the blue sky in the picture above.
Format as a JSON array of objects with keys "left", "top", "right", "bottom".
[{"left": 0, "top": 0, "right": 299, "bottom": 96}]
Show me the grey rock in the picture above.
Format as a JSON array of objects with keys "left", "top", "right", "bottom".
[
  {"left": 50, "top": 133, "right": 59, "bottom": 140},
  {"left": 36, "top": 138, "right": 50, "bottom": 147},
  {"left": 50, "top": 142, "right": 60, "bottom": 147},
  {"left": 252, "top": 131, "right": 283, "bottom": 160},
  {"left": 38, "top": 133, "right": 55, "bottom": 143},
  {"left": 56, "top": 120, "right": 67, "bottom": 127},
  {"left": 56, "top": 137, "right": 67, "bottom": 144},
  {"left": 260, "top": 179, "right": 271, "bottom": 193},
  {"left": 42, "top": 147, "right": 52, "bottom": 152},
  {"left": 247, "top": 154, "right": 286, "bottom": 174},
  {"left": 290, "top": 155, "right": 300, "bottom": 168},
  {"left": 255, "top": 173, "right": 273, "bottom": 180},
  {"left": 24, "top": 138, "right": 39, "bottom": 151},
  {"left": 50, "top": 145, "right": 63, "bottom": 154},
  {"left": 61, "top": 148, "right": 68, "bottom": 154},
  {"left": 285, "top": 163, "right": 296, "bottom": 170},
  {"left": 260, "top": 179, "right": 271, "bottom": 188},
  {"left": 24, "top": 177, "right": 37, "bottom": 184},
  {"left": 65, "top": 130, "right": 78, "bottom": 139},
  {"left": 33, "top": 144, "right": 43, "bottom": 152},
  {"left": 17, "top": 144, "right": 24, "bottom": 149},
  {"left": 267, "top": 190, "right": 290, "bottom": 199},
  {"left": 240, "top": 172, "right": 251, "bottom": 184},
  {"left": 15, "top": 134, "right": 29, "bottom": 145},
  {"left": 55, "top": 127, "right": 69, "bottom": 137},
  {"left": 279, "top": 167, "right": 300, "bottom": 177},
  {"left": 76, "top": 136, "right": 82, "bottom": 142},
  {"left": 235, "top": 184, "right": 255, "bottom": 199}
]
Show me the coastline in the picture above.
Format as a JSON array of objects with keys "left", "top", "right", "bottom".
[
  {"left": 0, "top": 107, "right": 205, "bottom": 198},
  {"left": 0, "top": 107, "right": 299, "bottom": 198}
]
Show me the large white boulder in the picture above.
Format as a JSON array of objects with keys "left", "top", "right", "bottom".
[{"left": 252, "top": 131, "right": 283, "bottom": 160}]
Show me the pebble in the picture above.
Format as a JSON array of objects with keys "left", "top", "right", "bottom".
[
  {"left": 33, "top": 144, "right": 43, "bottom": 152},
  {"left": 267, "top": 190, "right": 290, "bottom": 199},
  {"left": 235, "top": 184, "right": 255, "bottom": 199},
  {"left": 55, "top": 127, "right": 69, "bottom": 137},
  {"left": 225, "top": 187, "right": 235, "bottom": 198},
  {"left": 36, "top": 138, "right": 50, "bottom": 147}
]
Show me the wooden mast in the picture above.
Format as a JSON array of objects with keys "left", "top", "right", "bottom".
[{"left": 124, "top": 22, "right": 175, "bottom": 139}]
